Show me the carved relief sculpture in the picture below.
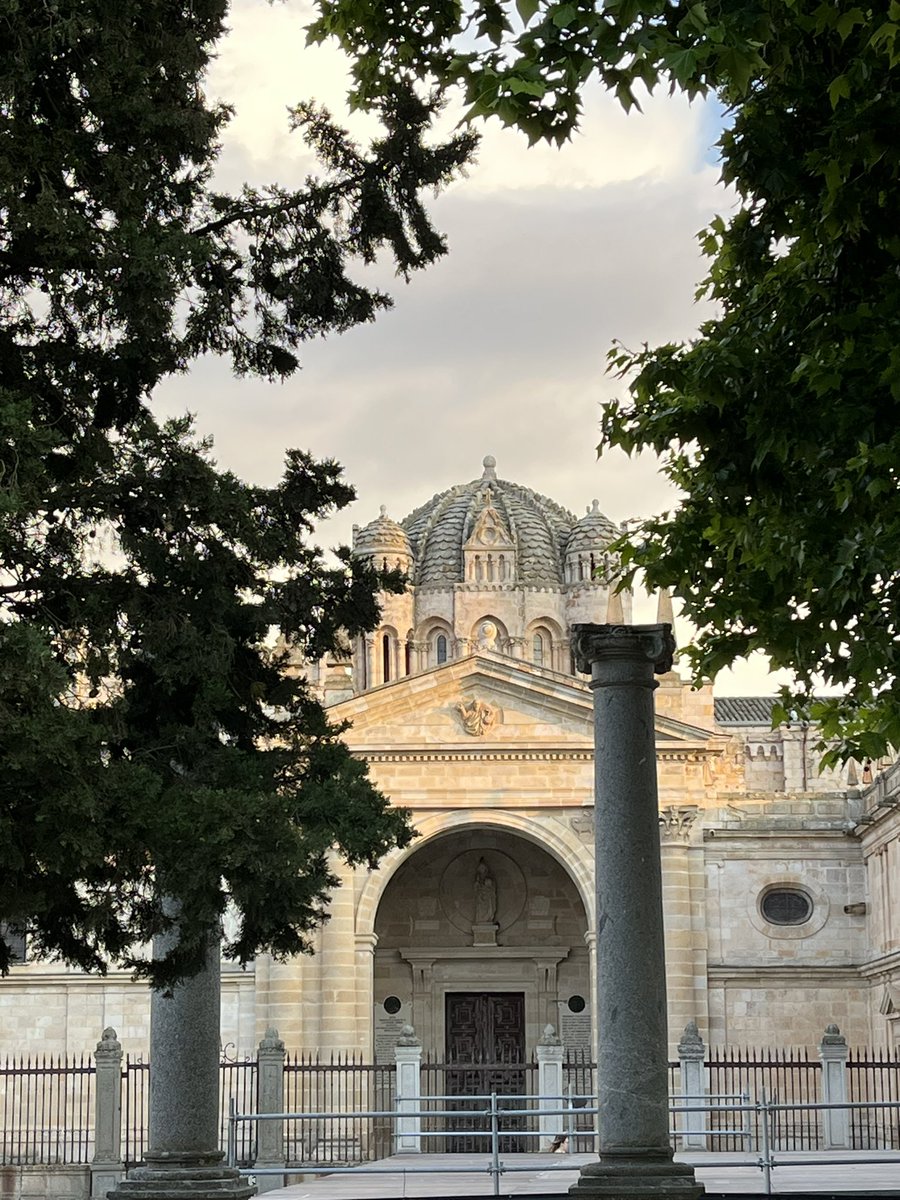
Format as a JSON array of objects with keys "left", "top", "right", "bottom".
[{"left": 457, "top": 697, "right": 497, "bottom": 736}]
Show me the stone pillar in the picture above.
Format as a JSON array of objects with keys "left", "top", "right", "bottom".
[
  {"left": 254, "top": 1028, "right": 286, "bottom": 1192},
  {"left": 819, "top": 1024, "right": 851, "bottom": 1149},
  {"left": 537, "top": 1024, "right": 565, "bottom": 1151},
  {"left": 676, "top": 1022, "right": 708, "bottom": 1151},
  {"left": 109, "top": 928, "right": 254, "bottom": 1200},
  {"left": 569, "top": 623, "right": 703, "bottom": 1200},
  {"left": 90, "top": 1028, "right": 124, "bottom": 1198},
  {"left": 364, "top": 635, "right": 375, "bottom": 690},
  {"left": 394, "top": 1025, "right": 423, "bottom": 1153}
]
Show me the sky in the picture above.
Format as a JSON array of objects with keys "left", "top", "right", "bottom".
[{"left": 155, "top": 0, "right": 783, "bottom": 695}]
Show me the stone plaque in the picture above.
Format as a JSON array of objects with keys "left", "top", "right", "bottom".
[
  {"left": 374, "top": 1005, "right": 410, "bottom": 1064},
  {"left": 560, "top": 1009, "right": 592, "bottom": 1056}
]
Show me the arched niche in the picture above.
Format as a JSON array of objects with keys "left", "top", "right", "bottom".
[{"left": 366, "top": 816, "right": 593, "bottom": 1060}]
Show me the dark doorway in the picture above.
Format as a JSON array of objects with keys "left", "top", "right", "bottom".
[{"left": 444, "top": 992, "right": 528, "bottom": 1151}]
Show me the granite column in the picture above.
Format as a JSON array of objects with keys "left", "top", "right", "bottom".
[
  {"left": 569, "top": 623, "right": 703, "bottom": 1200},
  {"left": 109, "top": 926, "right": 254, "bottom": 1200}
]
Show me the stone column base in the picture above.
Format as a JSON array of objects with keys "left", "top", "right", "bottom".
[
  {"left": 569, "top": 1155, "right": 704, "bottom": 1200},
  {"left": 107, "top": 1151, "right": 256, "bottom": 1200}
]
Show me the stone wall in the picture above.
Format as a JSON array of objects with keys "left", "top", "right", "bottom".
[{"left": 0, "top": 1166, "right": 89, "bottom": 1200}]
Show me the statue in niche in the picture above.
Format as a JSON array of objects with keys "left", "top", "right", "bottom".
[
  {"left": 457, "top": 696, "right": 496, "bottom": 736},
  {"left": 473, "top": 858, "right": 497, "bottom": 924},
  {"left": 477, "top": 620, "right": 498, "bottom": 651}
]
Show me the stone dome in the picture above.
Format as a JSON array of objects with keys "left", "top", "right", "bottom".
[
  {"left": 400, "top": 456, "right": 582, "bottom": 589},
  {"left": 566, "top": 499, "right": 620, "bottom": 554},
  {"left": 353, "top": 505, "right": 414, "bottom": 569},
  {"left": 565, "top": 499, "right": 620, "bottom": 585}
]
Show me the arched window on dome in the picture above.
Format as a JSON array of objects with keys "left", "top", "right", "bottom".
[
  {"left": 436, "top": 634, "right": 448, "bottom": 665},
  {"left": 382, "top": 633, "right": 392, "bottom": 683},
  {"left": 533, "top": 633, "right": 545, "bottom": 667}
]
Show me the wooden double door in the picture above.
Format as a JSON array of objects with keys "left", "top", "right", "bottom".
[{"left": 444, "top": 992, "right": 527, "bottom": 1151}]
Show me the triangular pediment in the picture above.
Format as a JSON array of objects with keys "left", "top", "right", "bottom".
[{"left": 329, "top": 653, "right": 721, "bottom": 753}]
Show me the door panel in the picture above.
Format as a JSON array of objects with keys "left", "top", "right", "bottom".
[{"left": 445, "top": 992, "right": 526, "bottom": 1151}]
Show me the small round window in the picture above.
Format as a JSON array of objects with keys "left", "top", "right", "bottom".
[{"left": 761, "top": 888, "right": 812, "bottom": 926}]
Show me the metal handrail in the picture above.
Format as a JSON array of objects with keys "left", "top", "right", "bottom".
[{"left": 227, "top": 1091, "right": 900, "bottom": 1197}]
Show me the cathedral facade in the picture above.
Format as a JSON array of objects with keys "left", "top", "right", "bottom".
[{"left": 2, "top": 457, "right": 899, "bottom": 1062}]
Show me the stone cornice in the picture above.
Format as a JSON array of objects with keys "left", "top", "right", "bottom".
[
  {"left": 856, "top": 948, "right": 900, "bottom": 979},
  {"left": 708, "top": 964, "right": 863, "bottom": 984},
  {"left": 356, "top": 745, "right": 724, "bottom": 764}
]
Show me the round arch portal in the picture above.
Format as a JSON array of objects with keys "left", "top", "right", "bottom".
[{"left": 367, "top": 817, "right": 594, "bottom": 1061}]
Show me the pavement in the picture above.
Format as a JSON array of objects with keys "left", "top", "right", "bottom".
[{"left": 255, "top": 1150, "right": 900, "bottom": 1197}]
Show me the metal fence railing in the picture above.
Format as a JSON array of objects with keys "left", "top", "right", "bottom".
[
  {"left": 705, "top": 1045, "right": 822, "bottom": 1150},
  {"left": 282, "top": 1053, "right": 395, "bottom": 1165},
  {"left": 0, "top": 1054, "right": 94, "bottom": 1165},
  {"left": 847, "top": 1045, "right": 900, "bottom": 1148},
  {"left": 4, "top": 1045, "right": 900, "bottom": 1168}
]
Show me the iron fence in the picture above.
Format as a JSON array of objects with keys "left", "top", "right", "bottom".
[
  {"left": 562, "top": 1049, "right": 597, "bottom": 1152},
  {"left": 122, "top": 1058, "right": 148, "bottom": 1170},
  {"left": 5, "top": 1044, "right": 900, "bottom": 1167},
  {"left": 282, "top": 1052, "right": 395, "bottom": 1165},
  {"left": 847, "top": 1045, "right": 900, "bottom": 1148},
  {"left": 0, "top": 1054, "right": 94, "bottom": 1165},
  {"left": 705, "top": 1045, "right": 821, "bottom": 1150},
  {"left": 121, "top": 1057, "right": 257, "bottom": 1169}
]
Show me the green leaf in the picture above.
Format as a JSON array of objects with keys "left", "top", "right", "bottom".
[
  {"left": 516, "top": 0, "right": 541, "bottom": 23},
  {"left": 828, "top": 73, "right": 851, "bottom": 106}
]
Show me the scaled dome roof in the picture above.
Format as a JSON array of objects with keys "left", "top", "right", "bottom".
[
  {"left": 399, "top": 456, "right": 617, "bottom": 588},
  {"left": 566, "top": 499, "right": 620, "bottom": 555},
  {"left": 353, "top": 505, "right": 413, "bottom": 559}
]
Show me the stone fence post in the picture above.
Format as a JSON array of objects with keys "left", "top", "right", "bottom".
[
  {"left": 676, "top": 1022, "right": 708, "bottom": 1150},
  {"left": 536, "top": 1024, "right": 564, "bottom": 1151},
  {"left": 255, "top": 1027, "right": 286, "bottom": 1192},
  {"left": 819, "top": 1024, "right": 850, "bottom": 1149},
  {"left": 394, "top": 1025, "right": 422, "bottom": 1153},
  {"left": 90, "top": 1027, "right": 124, "bottom": 1198}
]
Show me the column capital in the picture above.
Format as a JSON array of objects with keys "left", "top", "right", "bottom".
[{"left": 572, "top": 623, "right": 675, "bottom": 675}]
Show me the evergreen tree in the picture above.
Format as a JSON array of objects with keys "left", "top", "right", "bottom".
[{"left": 0, "top": 0, "right": 476, "bottom": 982}]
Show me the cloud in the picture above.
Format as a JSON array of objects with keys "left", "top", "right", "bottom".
[{"left": 153, "top": 0, "right": 780, "bottom": 695}]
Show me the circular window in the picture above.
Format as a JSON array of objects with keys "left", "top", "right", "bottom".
[
  {"left": 567, "top": 995, "right": 586, "bottom": 1013},
  {"left": 761, "top": 888, "right": 812, "bottom": 926},
  {"left": 383, "top": 996, "right": 402, "bottom": 1015}
]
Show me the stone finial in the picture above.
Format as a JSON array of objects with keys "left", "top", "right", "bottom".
[
  {"left": 606, "top": 589, "right": 625, "bottom": 623},
  {"left": 846, "top": 759, "right": 859, "bottom": 787},
  {"left": 482, "top": 454, "right": 497, "bottom": 480},
  {"left": 539, "top": 1023, "right": 562, "bottom": 1047},
  {"left": 821, "top": 1024, "right": 846, "bottom": 1045},
  {"left": 95, "top": 1028, "right": 122, "bottom": 1057},
  {"left": 677, "top": 1020, "right": 705, "bottom": 1061},
  {"left": 259, "top": 1027, "right": 285, "bottom": 1053},
  {"left": 396, "top": 1024, "right": 421, "bottom": 1046},
  {"left": 656, "top": 589, "right": 675, "bottom": 640}
]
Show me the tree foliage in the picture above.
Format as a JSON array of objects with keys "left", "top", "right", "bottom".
[
  {"left": 310, "top": 0, "right": 900, "bottom": 759},
  {"left": 1, "top": 0, "right": 477, "bottom": 983}
]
